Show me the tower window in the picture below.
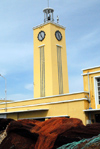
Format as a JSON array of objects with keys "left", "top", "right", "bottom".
[
  {"left": 57, "top": 46, "right": 63, "bottom": 94},
  {"left": 40, "top": 46, "right": 45, "bottom": 97}
]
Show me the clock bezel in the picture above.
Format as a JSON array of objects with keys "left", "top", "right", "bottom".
[
  {"left": 38, "top": 31, "right": 46, "bottom": 41},
  {"left": 55, "top": 30, "right": 62, "bottom": 41}
]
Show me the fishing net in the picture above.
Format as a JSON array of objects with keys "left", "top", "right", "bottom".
[
  {"left": 82, "top": 134, "right": 100, "bottom": 149},
  {"left": 57, "top": 134, "right": 100, "bottom": 149}
]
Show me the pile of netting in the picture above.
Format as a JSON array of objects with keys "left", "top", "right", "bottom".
[{"left": 57, "top": 134, "right": 100, "bottom": 149}]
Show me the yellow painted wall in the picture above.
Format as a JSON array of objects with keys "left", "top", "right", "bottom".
[
  {"left": 82, "top": 67, "right": 100, "bottom": 109},
  {"left": 33, "top": 22, "right": 69, "bottom": 98},
  {"left": 18, "top": 111, "right": 48, "bottom": 120},
  {"left": 97, "top": 105, "right": 100, "bottom": 108}
]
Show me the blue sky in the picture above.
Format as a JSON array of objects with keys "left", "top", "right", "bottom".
[{"left": 0, "top": 0, "right": 100, "bottom": 101}]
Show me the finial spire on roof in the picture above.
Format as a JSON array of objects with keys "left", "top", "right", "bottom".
[{"left": 48, "top": 0, "right": 49, "bottom": 7}]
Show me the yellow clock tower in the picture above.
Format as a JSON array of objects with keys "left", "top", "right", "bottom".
[{"left": 33, "top": 7, "right": 69, "bottom": 98}]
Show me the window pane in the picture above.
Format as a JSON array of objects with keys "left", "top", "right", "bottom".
[
  {"left": 97, "top": 78, "right": 100, "bottom": 82},
  {"left": 98, "top": 83, "right": 100, "bottom": 86}
]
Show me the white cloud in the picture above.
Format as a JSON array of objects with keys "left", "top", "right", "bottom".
[
  {"left": 79, "top": 29, "right": 100, "bottom": 48},
  {"left": 25, "top": 83, "right": 33, "bottom": 91}
]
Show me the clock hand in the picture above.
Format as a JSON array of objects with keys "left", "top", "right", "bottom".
[
  {"left": 40, "top": 33, "right": 43, "bottom": 39},
  {"left": 58, "top": 33, "right": 60, "bottom": 39}
]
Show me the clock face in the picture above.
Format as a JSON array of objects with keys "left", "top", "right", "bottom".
[
  {"left": 55, "top": 30, "right": 62, "bottom": 41},
  {"left": 38, "top": 31, "right": 45, "bottom": 41}
]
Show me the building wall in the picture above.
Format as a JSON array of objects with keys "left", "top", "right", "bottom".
[
  {"left": 0, "top": 92, "right": 89, "bottom": 125},
  {"left": 5, "top": 100, "right": 88, "bottom": 124}
]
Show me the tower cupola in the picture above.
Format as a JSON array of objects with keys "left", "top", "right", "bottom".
[{"left": 43, "top": 8, "right": 54, "bottom": 23}]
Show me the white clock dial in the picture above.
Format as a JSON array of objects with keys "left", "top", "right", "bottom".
[
  {"left": 38, "top": 31, "right": 45, "bottom": 41},
  {"left": 55, "top": 30, "right": 62, "bottom": 41}
]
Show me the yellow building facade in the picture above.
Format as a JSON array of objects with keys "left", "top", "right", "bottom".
[{"left": 0, "top": 7, "right": 100, "bottom": 125}]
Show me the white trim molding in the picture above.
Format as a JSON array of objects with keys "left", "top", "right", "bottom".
[
  {"left": 0, "top": 108, "right": 49, "bottom": 114},
  {"left": 56, "top": 44, "right": 62, "bottom": 47},
  {"left": 33, "top": 22, "right": 66, "bottom": 30},
  {"left": 0, "top": 98, "right": 88, "bottom": 111},
  {"left": 19, "top": 115, "right": 69, "bottom": 120},
  {"left": 38, "top": 44, "right": 45, "bottom": 48},
  {"left": 83, "top": 109, "right": 100, "bottom": 112}
]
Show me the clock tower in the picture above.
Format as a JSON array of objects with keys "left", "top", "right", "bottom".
[{"left": 33, "top": 7, "right": 69, "bottom": 98}]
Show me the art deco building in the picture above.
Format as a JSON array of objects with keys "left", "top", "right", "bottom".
[{"left": 0, "top": 6, "right": 100, "bottom": 125}]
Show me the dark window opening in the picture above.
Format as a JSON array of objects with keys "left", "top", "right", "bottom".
[{"left": 95, "top": 114, "right": 100, "bottom": 123}]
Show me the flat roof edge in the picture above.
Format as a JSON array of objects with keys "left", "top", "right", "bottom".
[
  {"left": 82, "top": 65, "right": 100, "bottom": 71},
  {"left": 0, "top": 108, "right": 49, "bottom": 114},
  {"left": 1, "top": 91, "right": 89, "bottom": 104},
  {"left": 33, "top": 22, "right": 66, "bottom": 30},
  {"left": 83, "top": 108, "right": 100, "bottom": 112}
]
